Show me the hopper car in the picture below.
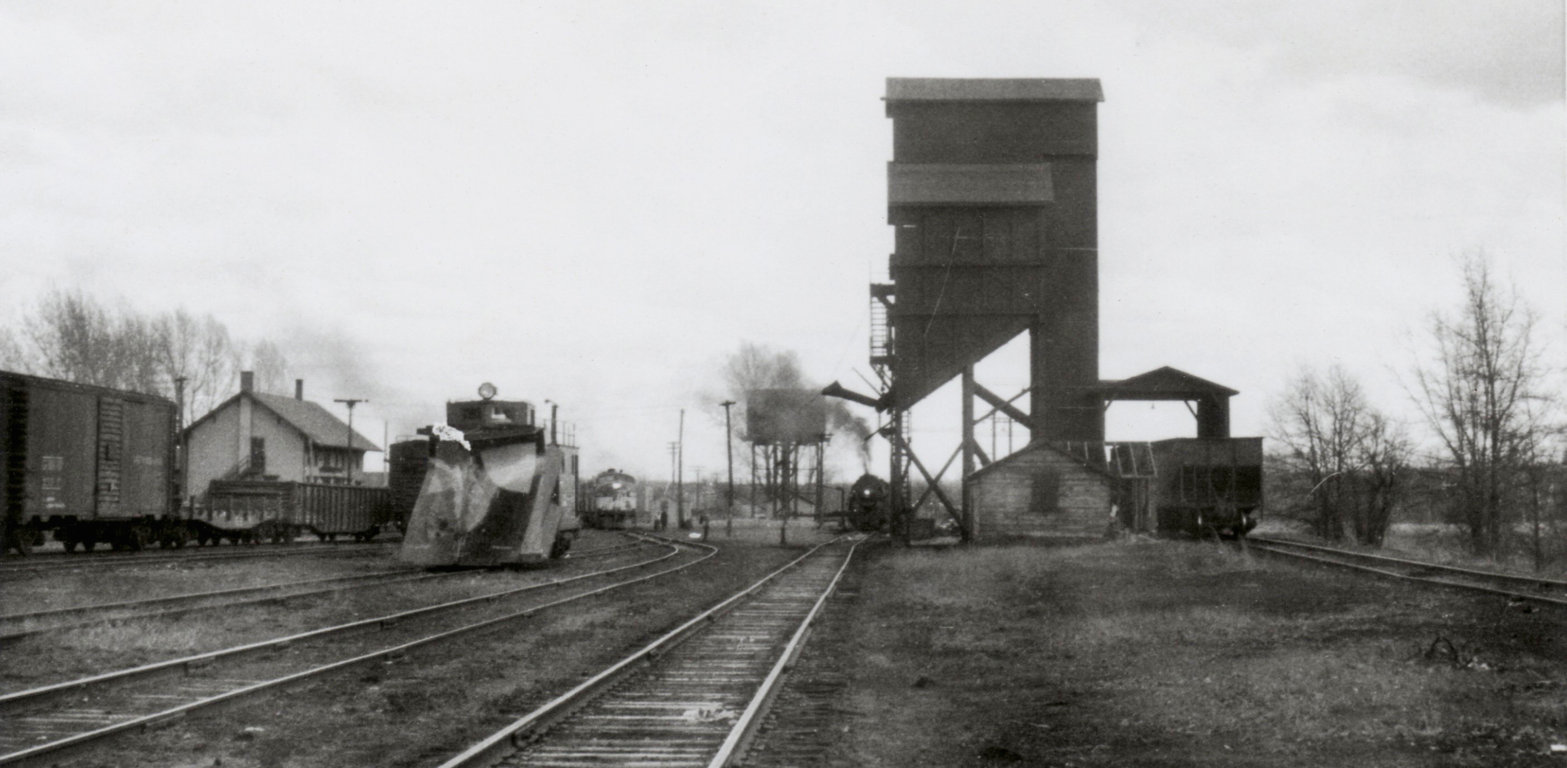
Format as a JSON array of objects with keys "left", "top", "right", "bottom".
[
  {"left": 582, "top": 469, "right": 639, "bottom": 529},
  {"left": 398, "top": 384, "right": 580, "bottom": 568},
  {"left": 2, "top": 370, "right": 179, "bottom": 554},
  {"left": 1147, "top": 437, "right": 1262, "bottom": 539}
]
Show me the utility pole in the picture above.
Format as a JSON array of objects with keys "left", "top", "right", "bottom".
[
  {"left": 174, "top": 376, "right": 187, "bottom": 511},
  {"left": 668, "top": 441, "right": 678, "bottom": 530},
  {"left": 334, "top": 398, "right": 366, "bottom": 486},
  {"left": 676, "top": 408, "right": 685, "bottom": 529},
  {"left": 720, "top": 399, "right": 735, "bottom": 537}
]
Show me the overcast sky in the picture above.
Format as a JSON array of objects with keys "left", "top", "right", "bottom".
[{"left": 2, "top": 1, "right": 1562, "bottom": 483}]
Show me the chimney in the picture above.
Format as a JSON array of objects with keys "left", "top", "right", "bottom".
[
  {"left": 295, "top": 379, "right": 304, "bottom": 400},
  {"left": 240, "top": 371, "right": 254, "bottom": 393}
]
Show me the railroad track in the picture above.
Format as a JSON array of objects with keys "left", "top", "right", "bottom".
[
  {"left": 437, "top": 536, "right": 863, "bottom": 768},
  {"left": 0, "top": 534, "right": 703, "bottom": 766},
  {"left": 1248, "top": 536, "right": 1567, "bottom": 607},
  {"left": 0, "top": 536, "right": 649, "bottom": 641},
  {"left": 0, "top": 540, "right": 394, "bottom": 576}
]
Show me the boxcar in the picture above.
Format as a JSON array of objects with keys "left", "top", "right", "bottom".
[{"left": 1, "top": 370, "right": 177, "bottom": 553}]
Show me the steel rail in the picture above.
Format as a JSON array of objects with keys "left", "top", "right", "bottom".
[
  {"left": 0, "top": 569, "right": 445, "bottom": 642},
  {"left": 435, "top": 536, "right": 857, "bottom": 768},
  {"left": 707, "top": 538, "right": 863, "bottom": 767},
  {"left": 0, "top": 535, "right": 712, "bottom": 767},
  {"left": 0, "top": 541, "right": 392, "bottom": 575},
  {"left": 0, "top": 537, "right": 645, "bottom": 641},
  {"left": 0, "top": 536, "right": 680, "bottom": 714},
  {"left": 1248, "top": 537, "right": 1567, "bottom": 608},
  {"left": 1250, "top": 536, "right": 1567, "bottom": 591}
]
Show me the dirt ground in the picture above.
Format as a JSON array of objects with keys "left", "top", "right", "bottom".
[
  {"left": 758, "top": 537, "right": 1567, "bottom": 767},
  {"left": 16, "top": 528, "right": 1567, "bottom": 767},
  {"left": 25, "top": 524, "right": 839, "bottom": 768}
]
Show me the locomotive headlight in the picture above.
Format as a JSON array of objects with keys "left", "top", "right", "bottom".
[{"left": 478, "top": 382, "right": 498, "bottom": 400}]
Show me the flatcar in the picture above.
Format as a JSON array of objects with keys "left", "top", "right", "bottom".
[
  {"left": 398, "top": 383, "right": 580, "bottom": 567},
  {"left": 583, "top": 469, "right": 638, "bottom": 529},
  {"left": 845, "top": 473, "right": 891, "bottom": 532},
  {"left": 2, "top": 370, "right": 179, "bottom": 554}
]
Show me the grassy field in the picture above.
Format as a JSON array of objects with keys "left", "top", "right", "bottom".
[{"left": 772, "top": 537, "right": 1567, "bottom": 767}]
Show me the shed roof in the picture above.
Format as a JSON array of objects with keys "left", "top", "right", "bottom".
[
  {"left": 885, "top": 78, "right": 1104, "bottom": 103},
  {"left": 185, "top": 391, "right": 381, "bottom": 452},
  {"left": 1095, "top": 366, "right": 1239, "bottom": 400}
]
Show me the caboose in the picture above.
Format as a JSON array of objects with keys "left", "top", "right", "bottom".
[{"left": 398, "top": 384, "right": 580, "bottom": 567}]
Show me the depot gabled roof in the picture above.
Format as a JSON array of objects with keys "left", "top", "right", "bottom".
[
  {"left": 1095, "top": 366, "right": 1239, "bottom": 400},
  {"left": 185, "top": 390, "right": 380, "bottom": 452}
]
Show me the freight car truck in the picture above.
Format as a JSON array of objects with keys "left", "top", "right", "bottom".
[{"left": 1, "top": 370, "right": 179, "bottom": 554}]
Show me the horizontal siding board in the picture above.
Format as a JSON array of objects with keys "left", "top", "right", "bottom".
[{"left": 970, "top": 444, "right": 1112, "bottom": 540}]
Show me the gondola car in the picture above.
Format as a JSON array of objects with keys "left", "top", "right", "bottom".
[
  {"left": 398, "top": 383, "right": 579, "bottom": 567},
  {"left": 584, "top": 469, "right": 638, "bottom": 529}
]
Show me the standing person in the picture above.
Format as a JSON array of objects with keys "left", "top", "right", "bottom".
[{"left": 658, "top": 500, "right": 669, "bottom": 532}]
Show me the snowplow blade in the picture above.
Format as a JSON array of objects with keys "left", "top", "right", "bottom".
[{"left": 398, "top": 438, "right": 559, "bottom": 568}]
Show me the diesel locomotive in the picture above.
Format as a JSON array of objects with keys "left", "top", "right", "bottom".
[{"left": 583, "top": 468, "right": 639, "bottom": 529}]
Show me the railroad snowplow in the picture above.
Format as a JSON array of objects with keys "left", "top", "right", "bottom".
[{"left": 398, "top": 386, "right": 578, "bottom": 568}]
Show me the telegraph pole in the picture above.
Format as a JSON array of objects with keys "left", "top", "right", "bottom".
[
  {"left": 676, "top": 408, "right": 685, "bottom": 529},
  {"left": 334, "top": 398, "right": 366, "bottom": 485},
  {"left": 720, "top": 399, "right": 735, "bottom": 537},
  {"left": 667, "top": 441, "right": 678, "bottom": 530},
  {"left": 175, "top": 376, "right": 188, "bottom": 511}
]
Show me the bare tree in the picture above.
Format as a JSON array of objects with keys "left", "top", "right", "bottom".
[
  {"left": 22, "top": 289, "right": 122, "bottom": 387},
  {"left": 248, "top": 340, "right": 289, "bottom": 395},
  {"left": 115, "top": 312, "right": 166, "bottom": 396},
  {"left": 722, "top": 342, "right": 806, "bottom": 439},
  {"left": 1410, "top": 253, "right": 1554, "bottom": 557},
  {"left": 0, "top": 327, "right": 33, "bottom": 373},
  {"left": 1269, "top": 364, "right": 1408, "bottom": 544},
  {"left": 15, "top": 290, "right": 292, "bottom": 426},
  {"left": 157, "top": 309, "right": 238, "bottom": 424},
  {"left": 1347, "top": 411, "right": 1412, "bottom": 547},
  {"left": 718, "top": 341, "right": 873, "bottom": 482}
]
